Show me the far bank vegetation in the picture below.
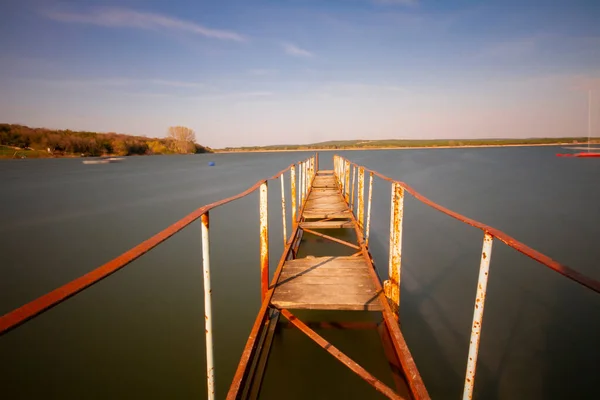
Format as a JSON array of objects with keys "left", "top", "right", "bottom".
[{"left": 0, "top": 124, "right": 212, "bottom": 158}]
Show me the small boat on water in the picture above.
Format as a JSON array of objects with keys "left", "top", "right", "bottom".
[
  {"left": 82, "top": 157, "right": 125, "bottom": 164},
  {"left": 556, "top": 152, "right": 600, "bottom": 157}
]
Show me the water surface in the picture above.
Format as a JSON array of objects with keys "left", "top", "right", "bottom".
[{"left": 1, "top": 147, "right": 598, "bottom": 399}]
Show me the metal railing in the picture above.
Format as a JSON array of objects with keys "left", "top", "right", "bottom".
[
  {"left": 333, "top": 155, "right": 600, "bottom": 400},
  {"left": 0, "top": 154, "right": 317, "bottom": 400}
]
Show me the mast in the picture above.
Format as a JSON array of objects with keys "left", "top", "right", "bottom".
[{"left": 588, "top": 89, "right": 592, "bottom": 152}]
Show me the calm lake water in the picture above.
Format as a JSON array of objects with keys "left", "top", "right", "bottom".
[{"left": 1, "top": 147, "right": 599, "bottom": 399}]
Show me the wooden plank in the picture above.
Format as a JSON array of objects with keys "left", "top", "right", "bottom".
[
  {"left": 271, "top": 298, "right": 381, "bottom": 311},
  {"left": 305, "top": 197, "right": 345, "bottom": 204},
  {"left": 276, "top": 276, "right": 372, "bottom": 285},
  {"left": 304, "top": 206, "right": 347, "bottom": 213},
  {"left": 299, "top": 221, "right": 354, "bottom": 229},
  {"left": 279, "top": 268, "right": 371, "bottom": 279},
  {"left": 281, "top": 256, "right": 365, "bottom": 267},
  {"left": 306, "top": 195, "right": 343, "bottom": 202},
  {"left": 303, "top": 211, "right": 351, "bottom": 219},
  {"left": 271, "top": 256, "right": 383, "bottom": 311}
]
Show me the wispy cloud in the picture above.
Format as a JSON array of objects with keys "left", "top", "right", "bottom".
[
  {"left": 31, "top": 77, "right": 205, "bottom": 89},
  {"left": 478, "top": 37, "right": 538, "bottom": 59},
  {"left": 318, "top": 82, "right": 406, "bottom": 98},
  {"left": 195, "top": 91, "right": 274, "bottom": 100},
  {"left": 282, "top": 43, "right": 314, "bottom": 58},
  {"left": 44, "top": 7, "right": 246, "bottom": 42},
  {"left": 248, "top": 69, "right": 278, "bottom": 76},
  {"left": 372, "top": 0, "right": 419, "bottom": 6}
]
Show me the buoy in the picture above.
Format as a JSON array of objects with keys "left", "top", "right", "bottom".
[{"left": 208, "top": 161, "right": 216, "bottom": 166}]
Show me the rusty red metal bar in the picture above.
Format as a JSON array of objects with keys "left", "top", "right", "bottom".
[
  {"left": 341, "top": 191, "right": 431, "bottom": 399},
  {"left": 301, "top": 228, "right": 360, "bottom": 250},
  {"left": 341, "top": 158, "right": 600, "bottom": 294},
  {"left": 227, "top": 156, "right": 315, "bottom": 399},
  {"left": 0, "top": 158, "right": 314, "bottom": 335},
  {"left": 280, "top": 309, "right": 406, "bottom": 400},
  {"left": 278, "top": 320, "right": 379, "bottom": 330},
  {"left": 259, "top": 181, "right": 269, "bottom": 301}
]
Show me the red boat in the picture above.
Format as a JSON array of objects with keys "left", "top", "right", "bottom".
[{"left": 557, "top": 152, "right": 600, "bottom": 157}]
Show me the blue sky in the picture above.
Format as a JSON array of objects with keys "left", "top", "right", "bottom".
[{"left": 1, "top": 0, "right": 599, "bottom": 147}]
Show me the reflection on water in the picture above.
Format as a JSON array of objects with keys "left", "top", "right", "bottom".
[{"left": 0, "top": 147, "right": 598, "bottom": 399}]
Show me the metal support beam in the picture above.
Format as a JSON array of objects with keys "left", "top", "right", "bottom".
[
  {"left": 462, "top": 232, "right": 494, "bottom": 400},
  {"left": 384, "top": 182, "right": 404, "bottom": 318},
  {"left": 351, "top": 164, "right": 356, "bottom": 212},
  {"left": 280, "top": 309, "right": 404, "bottom": 400},
  {"left": 301, "top": 228, "right": 361, "bottom": 250},
  {"left": 344, "top": 160, "right": 350, "bottom": 203},
  {"left": 201, "top": 212, "right": 215, "bottom": 400},
  {"left": 259, "top": 182, "right": 269, "bottom": 300},
  {"left": 291, "top": 165, "right": 297, "bottom": 224},
  {"left": 280, "top": 174, "right": 287, "bottom": 245},
  {"left": 358, "top": 167, "right": 365, "bottom": 230},
  {"left": 365, "top": 172, "right": 374, "bottom": 245}
]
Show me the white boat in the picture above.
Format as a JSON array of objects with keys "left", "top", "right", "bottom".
[
  {"left": 82, "top": 157, "right": 125, "bottom": 164},
  {"left": 82, "top": 159, "right": 110, "bottom": 164}
]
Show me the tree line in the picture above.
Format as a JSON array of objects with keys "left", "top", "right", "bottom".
[{"left": 0, "top": 124, "right": 212, "bottom": 157}]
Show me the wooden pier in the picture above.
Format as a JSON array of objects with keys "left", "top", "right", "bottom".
[
  {"left": 229, "top": 161, "right": 427, "bottom": 400},
  {"left": 1, "top": 154, "right": 599, "bottom": 400},
  {"left": 271, "top": 170, "right": 381, "bottom": 311}
]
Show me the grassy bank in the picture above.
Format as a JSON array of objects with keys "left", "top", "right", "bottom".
[
  {"left": 217, "top": 137, "right": 596, "bottom": 153},
  {"left": 0, "top": 145, "right": 56, "bottom": 159},
  {"left": 0, "top": 123, "right": 213, "bottom": 159}
]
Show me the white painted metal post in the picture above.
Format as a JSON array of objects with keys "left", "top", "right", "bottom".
[
  {"left": 365, "top": 172, "right": 374, "bottom": 245},
  {"left": 334, "top": 156, "right": 339, "bottom": 184},
  {"left": 344, "top": 160, "right": 350, "bottom": 202},
  {"left": 302, "top": 161, "right": 307, "bottom": 203},
  {"left": 351, "top": 164, "right": 356, "bottom": 213},
  {"left": 463, "top": 232, "right": 494, "bottom": 400},
  {"left": 200, "top": 212, "right": 215, "bottom": 400},
  {"left": 259, "top": 182, "right": 269, "bottom": 300},
  {"left": 388, "top": 183, "right": 396, "bottom": 271},
  {"left": 384, "top": 182, "right": 403, "bottom": 317},
  {"left": 311, "top": 157, "right": 314, "bottom": 186},
  {"left": 357, "top": 167, "right": 365, "bottom": 230},
  {"left": 291, "top": 165, "right": 297, "bottom": 223},
  {"left": 338, "top": 157, "right": 342, "bottom": 187},
  {"left": 280, "top": 174, "right": 287, "bottom": 245},
  {"left": 299, "top": 162, "right": 304, "bottom": 207}
]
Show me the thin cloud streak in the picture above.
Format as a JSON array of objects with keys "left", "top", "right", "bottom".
[
  {"left": 44, "top": 7, "right": 246, "bottom": 42},
  {"left": 194, "top": 91, "right": 274, "bottom": 100},
  {"left": 372, "top": 0, "right": 419, "bottom": 6},
  {"left": 249, "top": 69, "right": 279, "bottom": 76},
  {"left": 478, "top": 37, "right": 538, "bottom": 59},
  {"left": 27, "top": 77, "right": 205, "bottom": 89},
  {"left": 282, "top": 42, "right": 314, "bottom": 58}
]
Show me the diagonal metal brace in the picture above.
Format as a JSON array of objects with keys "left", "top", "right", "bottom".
[
  {"left": 279, "top": 308, "right": 405, "bottom": 400},
  {"left": 301, "top": 228, "right": 360, "bottom": 250}
]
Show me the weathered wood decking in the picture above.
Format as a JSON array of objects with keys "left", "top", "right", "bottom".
[{"left": 271, "top": 171, "right": 382, "bottom": 311}]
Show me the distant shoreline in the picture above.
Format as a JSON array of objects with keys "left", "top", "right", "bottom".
[{"left": 214, "top": 142, "right": 575, "bottom": 154}]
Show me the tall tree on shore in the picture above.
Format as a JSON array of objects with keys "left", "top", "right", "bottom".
[{"left": 167, "top": 126, "right": 196, "bottom": 154}]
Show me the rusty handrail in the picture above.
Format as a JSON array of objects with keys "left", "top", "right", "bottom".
[
  {"left": 342, "top": 158, "right": 600, "bottom": 293},
  {"left": 0, "top": 156, "right": 312, "bottom": 335},
  {"left": 334, "top": 155, "right": 600, "bottom": 400}
]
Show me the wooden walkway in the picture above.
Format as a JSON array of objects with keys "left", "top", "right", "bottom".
[
  {"left": 271, "top": 170, "right": 382, "bottom": 311},
  {"left": 229, "top": 164, "right": 429, "bottom": 400}
]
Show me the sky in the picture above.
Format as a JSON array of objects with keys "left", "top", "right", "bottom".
[{"left": 1, "top": 0, "right": 600, "bottom": 148}]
